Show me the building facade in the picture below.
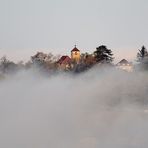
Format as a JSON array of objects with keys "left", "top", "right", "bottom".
[{"left": 116, "top": 59, "right": 133, "bottom": 72}]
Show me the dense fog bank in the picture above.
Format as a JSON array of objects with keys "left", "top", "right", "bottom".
[{"left": 0, "top": 67, "right": 148, "bottom": 148}]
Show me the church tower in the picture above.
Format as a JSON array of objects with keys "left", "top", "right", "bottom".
[{"left": 71, "top": 45, "right": 80, "bottom": 63}]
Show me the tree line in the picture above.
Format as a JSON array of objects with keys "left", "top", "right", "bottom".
[{"left": 0, "top": 45, "right": 147, "bottom": 76}]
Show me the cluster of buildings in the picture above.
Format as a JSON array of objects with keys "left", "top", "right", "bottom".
[
  {"left": 57, "top": 46, "right": 133, "bottom": 72},
  {"left": 57, "top": 45, "right": 81, "bottom": 70},
  {"left": 30, "top": 45, "right": 134, "bottom": 72}
]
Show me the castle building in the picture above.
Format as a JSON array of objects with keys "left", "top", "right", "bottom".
[
  {"left": 57, "top": 46, "right": 81, "bottom": 70},
  {"left": 71, "top": 45, "right": 80, "bottom": 63},
  {"left": 57, "top": 56, "right": 71, "bottom": 70}
]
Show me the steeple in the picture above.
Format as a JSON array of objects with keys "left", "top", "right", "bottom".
[
  {"left": 71, "top": 46, "right": 80, "bottom": 63},
  {"left": 71, "top": 45, "right": 80, "bottom": 52}
]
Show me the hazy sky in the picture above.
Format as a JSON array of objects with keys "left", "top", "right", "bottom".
[{"left": 0, "top": 0, "right": 148, "bottom": 62}]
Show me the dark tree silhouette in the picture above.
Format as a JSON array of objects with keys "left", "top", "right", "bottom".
[
  {"left": 137, "top": 46, "right": 148, "bottom": 70},
  {"left": 137, "top": 46, "right": 148, "bottom": 61},
  {"left": 94, "top": 45, "right": 114, "bottom": 63}
]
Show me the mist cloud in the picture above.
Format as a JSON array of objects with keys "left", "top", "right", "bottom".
[{"left": 0, "top": 67, "right": 148, "bottom": 148}]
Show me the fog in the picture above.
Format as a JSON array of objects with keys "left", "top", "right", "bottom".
[{"left": 0, "top": 67, "right": 148, "bottom": 148}]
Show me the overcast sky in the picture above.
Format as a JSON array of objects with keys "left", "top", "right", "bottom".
[{"left": 0, "top": 0, "right": 148, "bottom": 62}]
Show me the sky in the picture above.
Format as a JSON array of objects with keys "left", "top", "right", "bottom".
[{"left": 0, "top": 0, "right": 148, "bottom": 62}]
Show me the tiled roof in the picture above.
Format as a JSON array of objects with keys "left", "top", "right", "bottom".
[
  {"left": 57, "top": 56, "right": 71, "bottom": 65},
  {"left": 71, "top": 47, "right": 80, "bottom": 52},
  {"left": 118, "top": 59, "right": 129, "bottom": 64}
]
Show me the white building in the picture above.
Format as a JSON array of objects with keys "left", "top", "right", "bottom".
[{"left": 116, "top": 59, "right": 133, "bottom": 72}]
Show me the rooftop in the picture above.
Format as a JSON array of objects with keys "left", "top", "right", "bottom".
[
  {"left": 57, "top": 56, "right": 71, "bottom": 65},
  {"left": 71, "top": 45, "right": 80, "bottom": 52}
]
